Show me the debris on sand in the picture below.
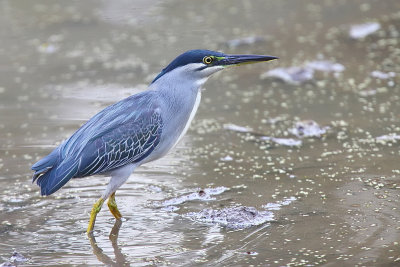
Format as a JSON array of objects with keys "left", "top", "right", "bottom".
[
  {"left": 266, "top": 116, "right": 287, "bottom": 124},
  {"left": 349, "top": 22, "right": 381, "bottom": 39},
  {"left": 0, "top": 262, "right": 14, "bottom": 267},
  {"left": 220, "top": 155, "right": 234, "bottom": 161},
  {"left": 154, "top": 187, "right": 228, "bottom": 208},
  {"left": 37, "top": 43, "right": 59, "bottom": 54},
  {"left": 185, "top": 197, "right": 296, "bottom": 229},
  {"left": 358, "top": 89, "right": 377, "bottom": 97},
  {"left": 306, "top": 60, "right": 345, "bottom": 73},
  {"left": 9, "top": 252, "right": 27, "bottom": 264},
  {"left": 224, "top": 36, "right": 267, "bottom": 48},
  {"left": 244, "top": 251, "right": 259, "bottom": 256},
  {"left": 289, "top": 120, "right": 329, "bottom": 138},
  {"left": 376, "top": 134, "right": 400, "bottom": 143},
  {"left": 261, "top": 60, "right": 344, "bottom": 84},
  {"left": 0, "top": 252, "right": 28, "bottom": 267},
  {"left": 185, "top": 206, "right": 274, "bottom": 229},
  {"left": 224, "top": 123, "right": 254, "bottom": 133},
  {"left": 261, "top": 136, "right": 302, "bottom": 147},
  {"left": 370, "top": 70, "right": 396, "bottom": 80},
  {"left": 263, "top": 196, "right": 297, "bottom": 210},
  {"left": 260, "top": 66, "right": 314, "bottom": 85}
]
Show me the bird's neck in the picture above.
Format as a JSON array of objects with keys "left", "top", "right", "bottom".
[
  {"left": 149, "top": 73, "right": 205, "bottom": 149},
  {"left": 150, "top": 73, "right": 205, "bottom": 111}
]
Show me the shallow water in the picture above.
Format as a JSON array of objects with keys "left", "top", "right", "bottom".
[{"left": 1, "top": 0, "right": 400, "bottom": 266}]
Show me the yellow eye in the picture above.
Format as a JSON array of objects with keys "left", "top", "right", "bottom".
[{"left": 203, "top": 56, "right": 213, "bottom": 64}]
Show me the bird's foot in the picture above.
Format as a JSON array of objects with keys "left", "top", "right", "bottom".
[
  {"left": 87, "top": 198, "right": 105, "bottom": 234},
  {"left": 107, "top": 192, "right": 122, "bottom": 220}
]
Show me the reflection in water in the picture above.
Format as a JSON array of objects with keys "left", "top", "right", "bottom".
[
  {"left": 88, "top": 219, "right": 129, "bottom": 267},
  {"left": 1, "top": 0, "right": 400, "bottom": 266}
]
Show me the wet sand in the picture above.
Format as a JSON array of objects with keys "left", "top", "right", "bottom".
[{"left": 1, "top": 0, "right": 400, "bottom": 266}]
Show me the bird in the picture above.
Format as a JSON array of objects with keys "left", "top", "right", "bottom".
[{"left": 31, "top": 49, "right": 277, "bottom": 234}]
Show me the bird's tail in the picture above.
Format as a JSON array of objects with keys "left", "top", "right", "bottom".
[{"left": 32, "top": 148, "right": 80, "bottom": 196}]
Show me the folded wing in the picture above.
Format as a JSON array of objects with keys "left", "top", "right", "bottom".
[{"left": 32, "top": 91, "right": 163, "bottom": 195}]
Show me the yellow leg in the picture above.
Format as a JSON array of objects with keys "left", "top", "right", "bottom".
[
  {"left": 107, "top": 192, "right": 122, "bottom": 220},
  {"left": 87, "top": 198, "right": 105, "bottom": 234}
]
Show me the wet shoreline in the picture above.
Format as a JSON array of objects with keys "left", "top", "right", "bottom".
[{"left": 1, "top": 0, "right": 400, "bottom": 266}]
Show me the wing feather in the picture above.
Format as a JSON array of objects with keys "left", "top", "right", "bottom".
[
  {"left": 32, "top": 90, "right": 163, "bottom": 195},
  {"left": 77, "top": 110, "right": 162, "bottom": 177},
  {"left": 60, "top": 91, "right": 163, "bottom": 178}
]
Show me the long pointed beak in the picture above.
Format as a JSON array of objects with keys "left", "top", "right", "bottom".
[{"left": 218, "top": 54, "right": 278, "bottom": 67}]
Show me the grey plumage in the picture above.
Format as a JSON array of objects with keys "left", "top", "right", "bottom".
[
  {"left": 32, "top": 91, "right": 163, "bottom": 195},
  {"left": 30, "top": 49, "right": 277, "bottom": 233}
]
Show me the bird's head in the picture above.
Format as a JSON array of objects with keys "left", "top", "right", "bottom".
[{"left": 151, "top": 49, "right": 277, "bottom": 85}]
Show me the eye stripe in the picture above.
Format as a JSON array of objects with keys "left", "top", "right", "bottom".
[{"left": 195, "top": 65, "right": 208, "bottom": 71}]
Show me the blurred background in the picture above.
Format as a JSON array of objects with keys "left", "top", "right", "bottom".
[{"left": 1, "top": 0, "right": 400, "bottom": 266}]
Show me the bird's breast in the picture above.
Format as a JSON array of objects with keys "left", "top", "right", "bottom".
[
  {"left": 143, "top": 89, "right": 202, "bottom": 163},
  {"left": 171, "top": 90, "right": 201, "bottom": 149}
]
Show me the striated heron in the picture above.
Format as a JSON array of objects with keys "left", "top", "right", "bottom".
[{"left": 31, "top": 49, "right": 277, "bottom": 234}]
